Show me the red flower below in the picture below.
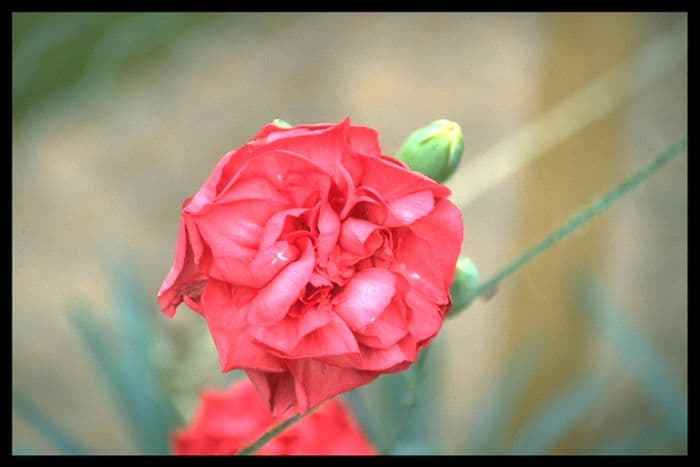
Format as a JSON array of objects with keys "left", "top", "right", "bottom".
[
  {"left": 158, "top": 118, "right": 464, "bottom": 415},
  {"left": 173, "top": 379, "right": 376, "bottom": 455}
]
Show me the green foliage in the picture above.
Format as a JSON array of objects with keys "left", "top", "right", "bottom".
[
  {"left": 577, "top": 277, "right": 687, "bottom": 451},
  {"left": 12, "top": 392, "right": 89, "bottom": 455},
  {"left": 12, "top": 13, "right": 224, "bottom": 126},
  {"left": 465, "top": 339, "right": 545, "bottom": 454},
  {"left": 510, "top": 372, "right": 609, "bottom": 454},
  {"left": 454, "top": 275, "right": 687, "bottom": 455},
  {"left": 344, "top": 341, "right": 443, "bottom": 455},
  {"left": 68, "top": 260, "right": 182, "bottom": 454}
]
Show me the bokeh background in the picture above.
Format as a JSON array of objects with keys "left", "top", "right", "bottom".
[{"left": 12, "top": 12, "right": 687, "bottom": 455}]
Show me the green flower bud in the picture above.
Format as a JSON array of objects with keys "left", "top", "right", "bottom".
[
  {"left": 396, "top": 119, "right": 464, "bottom": 183},
  {"left": 271, "top": 118, "right": 293, "bottom": 128},
  {"left": 449, "top": 256, "right": 480, "bottom": 316}
]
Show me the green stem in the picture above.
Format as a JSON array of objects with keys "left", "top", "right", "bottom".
[
  {"left": 465, "top": 138, "right": 687, "bottom": 304},
  {"left": 238, "top": 407, "right": 317, "bottom": 455}
]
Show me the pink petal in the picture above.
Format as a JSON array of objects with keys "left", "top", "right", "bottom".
[
  {"left": 316, "top": 202, "right": 340, "bottom": 267},
  {"left": 198, "top": 255, "right": 257, "bottom": 288},
  {"left": 248, "top": 240, "right": 301, "bottom": 287},
  {"left": 214, "top": 175, "right": 288, "bottom": 205},
  {"left": 247, "top": 306, "right": 332, "bottom": 356},
  {"left": 157, "top": 217, "right": 207, "bottom": 317},
  {"left": 258, "top": 207, "right": 310, "bottom": 251},
  {"left": 201, "top": 280, "right": 285, "bottom": 372},
  {"left": 386, "top": 189, "right": 435, "bottom": 227},
  {"left": 339, "top": 218, "right": 384, "bottom": 255},
  {"left": 321, "top": 336, "right": 416, "bottom": 372},
  {"left": 409, "top": 198, "right": 464, "bottom": 287},
  {"left": 286, "top": 359, "right": 378, "bottom": 414},
  {"left": 357, "top": 153, "right": 451, "bottom": 202},
  {"left": 333, "top": 268, "right": 396, "bottom": 331},
  {"left": 255, "top": 120, "right": 351, "bottom": 176},
  {"left": 340, "top": 185, "right": 387, "bottom": 224},
  {"left": 251, "top": 122, "right": 336, "bottom": 145},
  {"left": 329, "top": 163, "right": 358, "bottom": 214},
  {"left": 246, "top": 370, "right": 298, "bottom": 417},
  {"left": 404, "top": 287, "right": 446, "bottom": 342},
  {"left": 391, "top": 231, "right": 448, "bottom": 305},
  {"left": 347, "top": 125, "right": 382, "bottom": 157},
  {"left": 246, "top": 239, "right": 315, "bottom": 326},
  {"left": 193, "top": 199, "right": 279, "bottom": 261},
  {"left": 309, "top": 272, "right": 332, "bottom": 287},
  {"left": 291, "top": 315, "right": 360, "bottom": 358},
  {"left": 219, "top": 150, "right": 331, "bottom": 208},
  {"left": 356, "top": 299, "right": 409, "bottom": 349}
]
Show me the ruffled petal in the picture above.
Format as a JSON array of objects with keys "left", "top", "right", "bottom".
[
  {"left": 386, "top": 189, "right": 435, "bottom": 227},
  {"left": 245, "top": 239, "right": 315, "bottom": 326},
  {"left": 391, "top": 230, "right": 449, "bottom": 305},
  {"left": 290, "top": 315, "right": 360, "bottom": 358},
  {"left": 321, "top": 335, "right": 417, "bottom": 372},
  {"left": 409, "top": 198, "right": 464, "bottom": 287},
  {"left": 357, "top": 153, "right": 451, "bottom": 202},
  {"left": 286, "top": 360, "right": 378, "bottom": 414},
  {"left": 346, "top": 125, "right": 382, "bottom": 157},
  {"left": 200, "top": 280, "right": 285, "bottom": 373},
  {"left": 247, "top": 306, "right": 332, "bottom": 356},
  {"left": 316, "top": 202, "right": 340, "bottom": 267},
  {"left": 339, "top": 218, "right": 385, "bottom": 256},
  {"left": 356, "top": 299, "right": 409, "bottom": 349},
  {"left": 248, "top": 240, "right": 300, "bottom": 286},
  {"left": 252, "top": 119, "right": 351, "bottom": 176},
  {"left": 404, "top": 287, "right": 446, "bottom": 343},
  {"left": 218, "top": 150, "right": 332, "bottom": 208},
  {"left": 246, "top": 370, "right": 298, "bottom": 418},
  {"left": 193, "top": 199, "right": 278, "bottom": 260},
  {"left": 157, "top": 216, "right": 207, "bottom": 317},
  {"left": 333, "top": 268, "right": 396, "bottom": 331}
]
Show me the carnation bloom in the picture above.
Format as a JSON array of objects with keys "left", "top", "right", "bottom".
[
  {"left": 173, "top": 379, "right": 376, "bottom": 455},
  {"left": 158, "top": 118, "right": 463, "bottom": 415}
]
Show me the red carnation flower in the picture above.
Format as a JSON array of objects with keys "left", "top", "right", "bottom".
[
  {"left": 173, "top": 379, "right": 376, "bottom": 455},
  {"left": 159, "top": 118, "right": 463, "bottom": 415}
]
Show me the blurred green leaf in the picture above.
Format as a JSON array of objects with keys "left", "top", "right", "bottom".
[
  {"left": 69, "top": 259, "right": 182, "bottom": 454},
  {"left": 396, "top": 343, "right": 442, "bottom": 443},
  {"left": 12, "top": 13, "right": 224, "bottom": 126},
  {"left": 13, "top": 392, "right": 89, "bottom": 455},
  {"left": 465, "top": 338, "right": 545, "bottom": 454},
  {"left": 390, "top": 439, "right": 440, "bottom": 455},
  {"left": 510, "top": 371, "right": 609, "bottom": 454},
  {"left": 577, "top": 277, "right": 687, "bottom": 440},
  {"left": 343, "top": 389, "right": 383, "bottom": 453},
  {"left": 12, "top": 441, "right": 44, "bottom": 455},
  {"left": 588, "top": 424, "right": 678, "bottom": 455},
  {"left": 347, "top": 340, "right": 443, "bottom": 454}
]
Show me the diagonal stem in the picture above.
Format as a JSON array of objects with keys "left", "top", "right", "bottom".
[
  {"left": 238, "top": 407, "right": 318, "bottom": 455},
  {"left": 464, "top": 138, "right": 687, "bottom": 305}
]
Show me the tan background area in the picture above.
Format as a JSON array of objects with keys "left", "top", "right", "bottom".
[{"left": 13, "top": 13, "right": 687, "bottom": 454}]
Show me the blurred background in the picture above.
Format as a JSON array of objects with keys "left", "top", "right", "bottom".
[{"left": 12, "top": 13, "right": 687, "bottom": 455}]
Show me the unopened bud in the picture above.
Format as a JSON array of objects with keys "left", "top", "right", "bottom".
[
  {"left": 271, "top": 118, "right": 293, "bottom": 128},
  {"left": 449, "top": 256, "right": 480, "bottom": 316},
  {"left": 396, "top": 119, "right": 464, "bottom": 183}
]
